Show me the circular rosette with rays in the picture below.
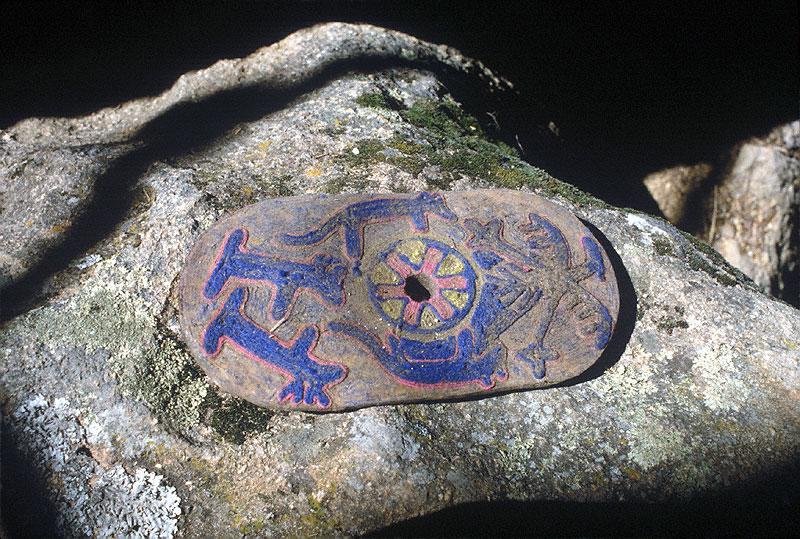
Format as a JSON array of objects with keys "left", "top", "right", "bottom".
[{"left": 366, "top": 238, "right": 477, "bottom": 333}]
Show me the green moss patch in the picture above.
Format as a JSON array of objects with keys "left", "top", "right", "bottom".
[
  {"left": 355, "top": 91, "right": 402, "bottom": 111},
  {"left": 654, "top": 305, "right": 689, "bottom": 335},
  {"left": 115, "top": 326, "right": 273, "bottom": 443},
  {"left": 339, "top": 95, "right": 608, "bottom": 208},
  {"left": 297, "top": 493, "right": 341, "bottom": 537},
  {"left": 652, "top": 236, "right": 675, "bottom": 257},
  {"left": 678, "top": 231, "right": 752, "bottom": 288},
  {"left": 400, "top": 96, "right": 485, "bottom": 139},
  {"left": 208, "top": 397, "right": 275, "bottom": 445},
  {"left": 120, "top": 329, "right": 216, "bottom": 435},
  {"left": 323, "top": 171, "right": 372, "bottom": 194},
  {"left": 341, "top": 139, "right": 387, "bottom": 167}
]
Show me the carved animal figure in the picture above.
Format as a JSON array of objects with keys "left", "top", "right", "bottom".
[
  {"left": 329, "top": 323, "right": 505, "bottom": 389},
  {"left": 282, "top": 192, "right": 457, "bottom": 274},
  {"left": 205, "top": 228, "right": 346, "bottom": 320},
  {"left": 203, "top": 287, "right": 347, "bottom": 408}
]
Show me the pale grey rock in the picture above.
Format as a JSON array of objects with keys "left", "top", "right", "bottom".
[
  {"left": 643, "top": 162, "right": 712, "bottom": 225},
  {"left": 711, "top": 121, "right": 800, "bottom": 304},
  {"left": 645, "top": 120, "right": 800, "bottom": 306},
  {"left": 1, "top": 23, "right": 798, "bottom": 537},
  {"left": 8, "top": 395, "right": 181, "bottom": 538},
  {"left": 0, "top": 143, "right": 123, "bottom": 287}
]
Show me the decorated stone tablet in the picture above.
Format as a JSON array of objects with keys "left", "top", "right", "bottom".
[{"left": 179, "top": 190, "right": 619, "bottom": 411}]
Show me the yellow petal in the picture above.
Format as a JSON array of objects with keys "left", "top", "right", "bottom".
[
  {"left": 382, "top": 299, "right": 403, "bottom": 319},
  {"left": 371, "top": 262, "right": 400, "bottom": 284},
  {"left": 442, "top": 290, "right": 468, "bottom": 309},
  {"left": 420, "top": 306, "right": 440, "bottom": 329},
  {"left": 397, "top": 239, "right": 426, "bottom": 265},
  {"left": 437, "top": 253, "right": 464, "bottom": 276}
]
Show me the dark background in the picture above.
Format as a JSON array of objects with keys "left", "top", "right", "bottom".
[
  {"left": 2, "top": 1, "right": 798, "bottom": 209},
  {"left": 1, "top": 1, "right": 798, "bottom": 536}
]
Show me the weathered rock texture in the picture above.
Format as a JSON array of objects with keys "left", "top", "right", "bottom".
[
  {"left": 1, "top": 23, "right": 799, "bottom": 537},
  {"left": 643, "top": 162, "right": 713, "bottom": 225},
  {"left": 645, "top": 121, "right": 800, "bottom": 306}
]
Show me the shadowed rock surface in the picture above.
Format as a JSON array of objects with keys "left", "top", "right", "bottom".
[
  {"left": 1, "top": 23, "right": 798, "bottom": 537},
  {"left": 645, "top": 121, "right": 800, "bottom": 306}
]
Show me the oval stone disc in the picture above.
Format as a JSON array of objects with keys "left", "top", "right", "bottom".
[{"left": 178, "top": 190, "right": 619, "bottom": 411}]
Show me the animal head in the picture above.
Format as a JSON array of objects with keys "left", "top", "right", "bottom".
[
  {"left": 519, "top": 213, "right": 570, "bottom": 266},
  {"left": 519, "top": 213, "right": 564, "bottom": 248},
  {"left": 416, "top": 192, "right": 457, "bottom": 221}
]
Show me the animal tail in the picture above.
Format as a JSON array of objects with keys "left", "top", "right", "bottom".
[
  {"left": 581, "top": 237, "right": 606, "bottom": 281},
  {"left": 328, "top": 322, "right": 388, "bottom": 361},
  {"left": 204, "top": 229, "right": 247, "bottom": 299},
  {"left": 282, "top": 213, "right": 342, "bottom": 246}
]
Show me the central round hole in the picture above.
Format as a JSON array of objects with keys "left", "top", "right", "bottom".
[{"left": 404, "top": 275, "right": 431, "bottom": 302}]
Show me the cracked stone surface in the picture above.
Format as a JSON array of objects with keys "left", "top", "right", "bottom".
[{"left": 1, "top": 23, "right": 798, "bottom": 537}]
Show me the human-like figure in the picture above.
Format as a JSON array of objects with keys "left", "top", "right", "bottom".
[{"left": 464, "top": 214, "right": 611, "bottom": 379}]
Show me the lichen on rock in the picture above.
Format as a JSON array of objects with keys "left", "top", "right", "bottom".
[{"left": 5, "top": 395, "right": 181, "bottom": 537}]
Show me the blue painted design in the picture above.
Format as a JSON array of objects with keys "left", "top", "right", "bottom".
[
  {"left": 462, "top": 212, "right": 614, "bottom": 380},
  {"left": 592, "top": 301, "right": 613, "bottom": 349},
  {"left": 329, "top": 323, "right": 504, "bottom": 389},
  {"left": 366, "top": 238, "right": 476, "bottom": 334},
  {"left": 187, "top": 192, "right": 616, "bottom": 405},
  {"left": 398, "top": 335, "right": 458, "bottom": 360},
  {"left": 463, "top": 218, "right": 545, "bottom": 269},
  {"left": 516, "top": 343, "right": 559, "bottom": 380},
  {"left": 470, "top": 276, "right": 544, "bottom": 354},
  {"left": 469, "top": 281, "right": 504, "bottom": 354},
  {"left": 467, "top": 268, "right": 558, "bottom": 379},
  {"left": 203, "top": 288, "right": 346, "bottom": 408},
  {"left": 473, "top": 250, "right": 502, "bottom": 269},
  {"left": 204, "top": 229, "right": 346, "bottom": 319},
  {"left": 519, "top": 213, "right": 571, "bottom": 266},
  {"left": 282, "top": 192, "right": 457, "bottom": 274},
  {"left": 581, "top": 236, "right": 606, "bottom": 281}
]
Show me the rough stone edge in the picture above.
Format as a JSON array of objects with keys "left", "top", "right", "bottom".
[{"left": 3, "top": 22, "right": 512, "bottom": 147}]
